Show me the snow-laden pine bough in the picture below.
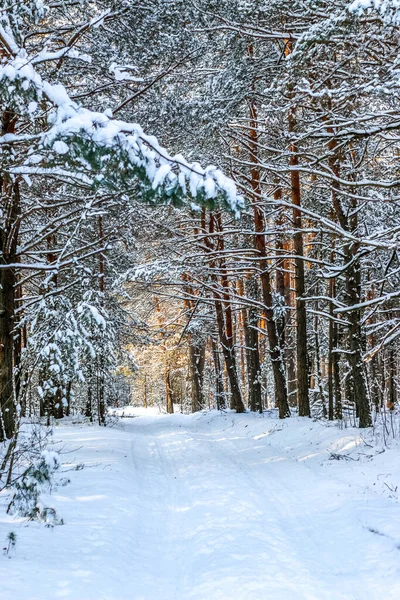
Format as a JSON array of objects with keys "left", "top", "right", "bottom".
[{"left": 0, "top": 52, "right": 243, "bottom": 217}]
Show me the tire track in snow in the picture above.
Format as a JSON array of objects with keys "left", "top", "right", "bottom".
[{"left": 126, "top": 414, "right": 400, "bottom": 600}]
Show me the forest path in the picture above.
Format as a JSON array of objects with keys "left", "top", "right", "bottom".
[
  {"left": 2, "top": 409, "right": 400, "bottom": 600},
  {"left": 124, "top": 410, "right": 400, "bottom": 600}
]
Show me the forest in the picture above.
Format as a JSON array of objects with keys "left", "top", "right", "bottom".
[{"left": 1, "top": 1, "right": 400, "bottom": 599}]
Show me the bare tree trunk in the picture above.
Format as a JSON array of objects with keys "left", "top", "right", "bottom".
[
  {"left": 333, "top": 344, "right": 342, "bottom": 420},
  {"left": 213, "top": 296, "right": 245, "bottom": 413},
  {"left": 85, "top": 365, "right": 94, "bottom": 422},
  {"left": 345, "top": 262, "right": 371, "bottom": 427},
  {"left": 207, "top": 212, "right": 245, "bottom": 413},
  {"left": 189, "top": 343, "right": 206, "bottom": 412},
  {"left": 288, "top": 110, "right": 310, "bottom": 417},
  {"left": 314, "top": 310, "right": 326, "bottom": 417},
  {"left": 236, "top": 291, "right": 248, "bottom": 401},
  {"left": 283, "top": 255, "right": 297, "bottom": 406},
  {"left": 212, "top": 338, "right": 225, "bottom": 409},
  {"left": 143, "top": 374, "right": 148, "bottom": 409},
  {"left": 97, "top": 216, "right": 106, "bottom": 425},
  {"left": 154, "top": 296, "right": 175, "bottom": 414},
  {"left": 97, "top": 355, "right": 106, "bottom": 425},
  {"left": 0, "top": 110, "right": 19, "bottom": 440},
  {"left": 387, "top": 333, "right": 396, "bottom": 410},
  {"left": 248, "top": 99, "right": 290, "bottom": 419},
  {"left": 65, "top": 382, "right": 72, "bottom": 417},
  {"left": 182, "top": 280, "right": 206, "bottom": 413},
  {"left": 165, "top": 368, "right": 174, "bottom": 414},
  {"left": 240, "top": 277, "right": 262, "bottom": 412},
  {"left": 344, "top": 201, "right": 371, "bottom": 427},
  {"left": 328, "top": 276, "right": 335, "bottom": 421},
  {"left": 275, "top": 199, "right": 286, "bottom": 350},
  {"left": 0, "top": 266, "right": 16, "bottom": 440}
]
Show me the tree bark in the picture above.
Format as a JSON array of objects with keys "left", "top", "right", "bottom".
[
  {"left": 207, "top": 212, "right": 245, "bottom": 413},
  {"left": 189, "top": 342, "right": 206, "bottom": 412},
  {"left": 248, "top": 98, "right": 290, "bottom": 419},
  {"left": 288, "top": 110, "right": 310, "bottom": 417},
  {"left": 165, "top": 368, "right": 174, "bottom": 414},
  {"left": 212, "top": 338, "right": 225, "bottom": 409},
  {"left": 0, "top": 109, "right": 20, "bottom": 440},
  {"left": 241, "top": 277, "right": 262, "bottom": 412}
]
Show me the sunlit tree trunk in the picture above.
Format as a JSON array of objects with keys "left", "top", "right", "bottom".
[{"left": 165, "top": 368, "right": 174, "bottom": 414}]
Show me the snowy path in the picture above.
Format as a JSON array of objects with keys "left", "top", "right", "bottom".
[{"left": 2, "top": 410, "right": 400, "bottom": 599}]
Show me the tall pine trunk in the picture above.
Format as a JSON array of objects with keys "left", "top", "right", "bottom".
[
  {"left": 288, "top": 110, "right": 310, "bottom": 417},
  {"left": 189, "top": 343, "right": 206, "bottom": 412},
  {"left": 0, "top": 109, "right": 20, "bottom": 440},
  {"left": 248, "top": 98, "right": 290, "bottom": 419},
  {"left": 165, "top": 368, "right": 174, "bottom": 414},
  {"left": 212, "top": 338, "right": 225, "bottom": 409},
  {"left": 238, "top": 277, "right": 262, "bottom": 412},
  {"left": 208, "top": 213, "right": 245, "bottom": 413}
]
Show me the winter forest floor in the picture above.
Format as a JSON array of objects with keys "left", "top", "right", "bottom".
[{"left": 2, "top": 409, "right": 400, "bottom": 600}]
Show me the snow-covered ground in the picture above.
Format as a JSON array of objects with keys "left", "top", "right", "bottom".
[{"left": 1, "top": 409, "right": 400, "bottom": 599}]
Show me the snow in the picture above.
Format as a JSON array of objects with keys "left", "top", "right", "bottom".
[
  {"left": 2, "top": 410, "right": 400, "bottom": 599},
  {"left": 348, "top": 0, "right": 400, "bottom": 23},
  {"left": 52, "top": 140, "right": 69, "bottom": 155},
  {"left": 0, "top": 49, "right": 243, "bottom": 214},
  {"left": 110, "top": 405, "right": 165, "bottom": 417},
  {"left": 90, "top": 9, "right": 111, "bottom": 29},
  {"left": 109, "top": 63, "right": 143, "bottom": 83}
]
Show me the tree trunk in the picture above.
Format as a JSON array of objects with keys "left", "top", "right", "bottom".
[
  {"left": 283, "top": 257, "right": 297, "bottom": 407},
  {"left": 345, "top": 196, "right": 371, "bottom": 427},
  {"left": 97, "top": 356, "right": 106, "bottom": 425},
  {"left": 248, "top": 99, "right": 290, "bottom": 419},
  {"left": 213, "top": 295, "right": 245, "bottom": 412},
  {"left": 328, "top": 276, "right": 335, "bottom": 421},
  {"left": 97, "top": 216, "right": 106, "bottom": 425},
  {"left": 143, "top": 374, "right": 148, "bottom": 408},
  {"left": 288, "top": 111, "right": 310, "bottom": 417},
  {"left": 212, "top": 338, "right": 225, "bottom": 409},
  {"left": 0, "top": 110, "right": 20, "bottom": 440},
  {"left": 85, "top": 365, "right": 94, "bottom": 422},
  {"left": 0, "top": 266, "right": 16, "bottom": 440},
  {"left": 241, "top": 277, "right": 262, "bottom": 412},
  {"left": 65, "top": 382, "right": 72, "bottom": 417},
  {"left": 189, "top": 342, "right": 206, "bottom": 412},
  {"left": 207, "top": 212, "right": 245, "bottom": 413},
  {"left": 165, "top": 369, "right": 174, "bottom": 414},
  {"left": 345, "top": 258, "right": 371, "bottom": 427}
]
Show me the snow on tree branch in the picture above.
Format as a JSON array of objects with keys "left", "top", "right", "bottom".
[
  {"left": 0, "top": 51, "right": 243, "bottom": 215},
  {"left": 348, "top": 0, "right": 400, "bottom": 24}
]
